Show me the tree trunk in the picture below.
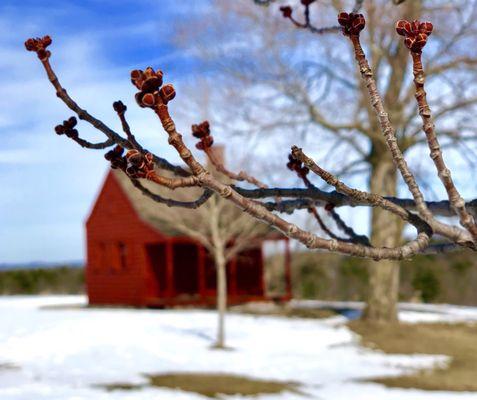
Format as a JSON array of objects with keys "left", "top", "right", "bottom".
[
  {"left": 214, "top": 253, "right": 227, "bottom": 349},
  {"left": 362, "top": 150, "right": 402, "bottom": 322}
]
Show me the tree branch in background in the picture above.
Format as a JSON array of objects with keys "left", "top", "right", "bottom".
[
  {"left": 278, "top": 0, "right": 365, "bottom": 35},
  {"left": 291, "top": 146, "right": 430, "bottom": 236},
  {"left": 327, "top": 205, "right": 371, "bottom": 247},
  {"left": 279, "top": 1, "right": 340, "bottom": 35},
  {"left": 192, "top": 121, "right": 268, "bottom": 189},
  {"left": 130, "top": 179, "right": 214, "bottom": 209},
  {"left": 236, "top": 188, "right": 477, "bottom": 218},
  {"left": 286, "top": 152, "right": 371, "bottom": 246}
]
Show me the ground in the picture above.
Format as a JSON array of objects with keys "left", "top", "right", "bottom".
[
  {"left": 350, "top": 321, "right": 477, "bottom": 392},
  {"left": 0, "top": 296, "right": 477, "bottom": 399}
]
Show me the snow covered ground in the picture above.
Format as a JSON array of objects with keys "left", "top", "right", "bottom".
[{"left": 0, "top": 296, "right": 476, "bottom": 400}]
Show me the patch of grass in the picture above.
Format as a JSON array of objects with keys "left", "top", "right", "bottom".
[
  {"left": 232, "top": 303, "right": 336, "bottom": 319},
  {"left": 280, "top": 308, "right": 336, "bottom": 319},
  {"left": 349, "top": 321, "right": 477, "bottom": 392},
  {"left": 147, "top": 373, "right": 299, "bottom": 398},
  {"left": 99, "top": 383, "right": 143, "bottom": 391},
  {"left": 97, "top": 372, "right": 300, "bottom": 398}
]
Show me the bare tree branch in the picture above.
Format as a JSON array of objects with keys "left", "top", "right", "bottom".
[
  {"left": 26, "top": 38, "right": 190, "bottom": 177},
  {"left": 130, "top": 178, "right": 213, "bottom": 209},
  {"left": 277, "top": 0, "right": 365, "bottom": 35},
  {"left": 398, "top": 20, "right": 477, "bottom": 240},
  {"left": 328, "top": 207, "right": 371, "bottom": 246},
  {"left": 24, "top": 10, "right": 477, "bottom": 261}
]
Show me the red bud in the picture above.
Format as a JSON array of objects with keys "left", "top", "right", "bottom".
[
  {"left": 419, "top": 21, "right": 433, "bottom": 35},
  {"left": 141, "top": 93, "right": 156, "bottom": 107},
  {"left": 337, "top": 12, "right": 365, "bottom": 36},
  {"left": 54, "top": 125, "right": 65, "bottom": 135},
  {"left": 195, "top": 141, "right": 205, "bottom": 150},
  {"left": 113, "top": 101, "right": 127, "bottom": 114},
  {"left": 279, "top": 6, "right": 292, "bottom": 18},
  {"left": 338, "top": 12, "right": 350, "bottom": 27},
  {"left": 159, "top": 84, "right": 176, "bottom": 104},
  {"left": 396, "top": 19, "right": 433, "bottom": 53}
]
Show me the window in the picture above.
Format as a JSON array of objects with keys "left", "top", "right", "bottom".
[
  {"left": 118, "top": 242, "right": 128, "bottom": 270},
  {"left": 99, "top": 242, "right": 108, "bottom": 271}
]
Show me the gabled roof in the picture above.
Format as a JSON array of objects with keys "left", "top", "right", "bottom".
[
  {"left": 111, "top": 158, "right": 283, "bottom": 240},
  {"left": 112, "top": 169, "right": 206, "bottom": 237}
]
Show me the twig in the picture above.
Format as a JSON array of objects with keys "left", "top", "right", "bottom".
[
  {"left": 54, "top": 116, "right": 115, "bottom": 149},
  {"left": 291, "top": 146, "right": 429, "bottom": 231},
  {"left": 233, "top": 187, "right": 477, "bottom": 218},
  {"left": 130, "top": 178, "right": 213, "bottom": 209},
  {"left": 422, "top": 242, "right": 461, "bottom": 254},
  {"left": 308, "top": 206, "right": 350, "bottom": 243},
  {"left": 396, "top": 19, "right": 477, "bottom": 241},
  {"left": 328, "top": 207, "right": 371, "bottom": 246},
  {"left": 280, "top": 3, "right": 340, "bottom": 35},
  {"left": 105, "top": 146, "right": 201, "bottom": 190},
  {"left": 278, "top": 0, "right": 365, "bottom": 35},
  {"left": 338, "top": 14, "right": 432, "bottom": 221},
  {"left": 113, "top": 101, "right": 141, "bottom": 150},
  {"left": 287, "top": 152, "right": 371, "bottom": 245},
  {"left": 205, "top": 147, "right": 268, "bottom": 189},
  {"left": 191, "top": 121, "right": 269, "bottom": 189},
  {"left": 71, "top": 137, "right": 115, "bottom": 149},
  {"left": 145, "top": 170, "right": 199, "bottom": 189},
  {"left": 293, "top": 145, "right": 473, "bottom": 247},
  {"left": 27, "top": 39, "right": 190, "bottom": 177}
]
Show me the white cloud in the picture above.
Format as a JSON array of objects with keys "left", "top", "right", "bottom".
[{"left": 0, "top": 5, "right": 196, "bottom": 263}]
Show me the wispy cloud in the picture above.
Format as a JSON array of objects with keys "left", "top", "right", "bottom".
[{"left": 0, "top": 1, "right": 208, "bottom": 263}]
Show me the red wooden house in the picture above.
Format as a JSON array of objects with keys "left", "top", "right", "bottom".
[{"left": 85, "top": 169, "right": 292, "bottom": 307}]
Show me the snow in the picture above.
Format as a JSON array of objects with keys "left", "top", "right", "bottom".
[
  {"left": 290, "top": 299, "right": 477, "bottom": 324},
  {"left": 0, "top": 296, "right": 476, "bottom": 399}
]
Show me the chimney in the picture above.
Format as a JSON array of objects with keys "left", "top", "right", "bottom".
[{"left": 206, "top": 144, "right": 226, "bottom": 171}]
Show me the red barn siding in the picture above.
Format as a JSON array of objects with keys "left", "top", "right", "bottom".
[
  {"left": 86, "top": 172, "right": 164, "bottom": 306},
  {"left": 85, "top": 170, "right": 290, "bottom": 307}
]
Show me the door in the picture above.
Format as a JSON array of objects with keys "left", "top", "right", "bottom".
[
  {"left": 173, "top": 242, "right": 199, "bottom": 295},
  {"left": 146, "top": 243, "right": 167, "bottom": 296}
]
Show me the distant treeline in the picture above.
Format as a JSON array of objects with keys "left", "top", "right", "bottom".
[
  {"left": 3, "top": 252, "right": 476, "bottom": 304},
  {"left": 266, "top": 250, "right": 477, "bottom": 305},
  {"left": 0, "top": 266, "right": 84, "bottom": 295}
]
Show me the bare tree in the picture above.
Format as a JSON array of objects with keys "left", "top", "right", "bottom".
[
  {"left": 174, "top": 0, "right": 477, "bottom": 322},
  {"left": 137, "top": 142, "right": 270, "bottom": 349},
  {"left": 25, "top": 5, "right": 477, "bottom": 327}
]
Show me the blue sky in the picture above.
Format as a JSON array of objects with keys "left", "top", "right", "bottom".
[{"left": 0, "top": 0, "right": 210, "bottom": 264}]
